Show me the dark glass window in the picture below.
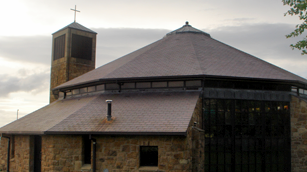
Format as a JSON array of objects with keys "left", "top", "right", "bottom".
[
  {"left": 136, "top": 82, "right": 151, "bottom": 88},
  {"left": 140, "top": 146, "right": 158, "bottom": 166},
  {"left": 105, "top": 83, "right": 119, "bottom": 90},
  {"left": 168, "top": 81, "right": 184, "bottom": 87},
  {"left": 53, "top": 34, "right": 65, "bottom": 60},
  {"left": 186, "top": 80, "right": 201, "bottom": 87},
  {"left": 152, "top": 82, "right": 167, "bottom": 88},
  {"left": 121, "top": 83, "right": 135, "bottom": 89},
  {"left": 204, "top": 99, "right": 291, "bottom": 172},
  {"left": 71, "top": 34, "right": 92, "bottom": 60}
]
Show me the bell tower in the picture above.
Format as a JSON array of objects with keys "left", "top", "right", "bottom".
[{"left": 50, "top": 22, "right": 97, "bottom": 103}]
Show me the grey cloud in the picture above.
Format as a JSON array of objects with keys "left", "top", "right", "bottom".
[
  {"left": 1, "top": 23, "right": 306, "bottom": 80},
  {"left": 208, "top": 23, "right": 304, "bottom": 59},
  {"left": 0, "top": 28, "right": 168, "bottom": 67},
  {"left": 223, "top": 18, "right": 256, "bottom": 22},
  {"left": 0, "top": 72, "right": 49, "bottom": 97},
  {"left": 0, "top": 36, "right": 51, "bottom": 64},
  {"left": 207, "top": 23, "right": 307, "bottom": 78}
]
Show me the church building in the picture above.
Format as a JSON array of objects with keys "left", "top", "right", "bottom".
[{"left": 1, "top": 21, "right": 307, "bottom": 172}]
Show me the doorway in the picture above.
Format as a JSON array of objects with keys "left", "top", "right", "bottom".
[{"left": 34, "top": 135, "right": 41, "bottom": 172}]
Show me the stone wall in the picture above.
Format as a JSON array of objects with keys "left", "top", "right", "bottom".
[
  {"left": 0, "top": 136, "right": 31, "bottom": 172},
  {"left": 41, "top": 135, "right": 82, "bottom": 172},
  {"left": 188, "top": 98, "right": 204, "bottom": 172},
  {"left": 95, "top": 135, "right": 188, "bottom": 172},
  {"left": 0, "top": 137, "right": 8, "bottom": 171},
  {"left": 10, "top": 136, "right": 31, "bottom": 171},
  {"left": 50, "top": 57, "right": 68, "bottom": 103},
  {"left": 291, "top": 95, "right": 307, "bottom": 172}
]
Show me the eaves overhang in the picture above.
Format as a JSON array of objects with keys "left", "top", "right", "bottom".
[
  {"left": 44, "top": 131, "right": 187, "bottom": 136},
  {"left": 0, "top": 131, "right": 187, "bottom": 136},
  {"left": 52, "top": 74, "right": 307, "bottom": 93}
]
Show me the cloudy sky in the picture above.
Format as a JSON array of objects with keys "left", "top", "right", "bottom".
[{"left": 0, "top": 0, "right": 306, "bottom": 127}]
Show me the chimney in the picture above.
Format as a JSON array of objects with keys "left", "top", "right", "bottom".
[{"left": 106, "top": 100, "right": 112, "bottom": 121}]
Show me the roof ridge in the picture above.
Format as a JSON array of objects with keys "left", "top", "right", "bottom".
[{"left": 188, "top": 34, "right": 206, "bottom": 75}]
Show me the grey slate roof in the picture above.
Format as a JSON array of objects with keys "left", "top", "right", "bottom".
[
  {"left": 54, "top": 23, "right": 307, "bottom": 90},
  {"left": 166, "top": 21, "right": 210, "bottom": 37},
  {"left": 0, "top": 91, "right": 200, "bottom": 135},
  {"left": 53, "top": 22, "right": 97, "bottom": 34}
]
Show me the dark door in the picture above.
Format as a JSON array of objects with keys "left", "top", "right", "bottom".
[
  {"left": 204, "top": 99, "right": 291, "bottom": 172},
  {"left": 83, "top": 135, "right": 92, "bottom": 164},
  {"left": 34, "top": 136, "right": 42, "bottom": 172}
]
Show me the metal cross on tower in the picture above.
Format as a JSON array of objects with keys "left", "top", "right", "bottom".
[{"left": 70, "top": 5, "right": 80, "bottom": 23}]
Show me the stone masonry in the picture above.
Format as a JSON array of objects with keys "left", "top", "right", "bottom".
[
  {"left": 41, "top": 135, "right": 82, "bottom": 172},
  {"left": 0, "top": 136, "right": 32, "bottom": 172},
  {"left": 291, "top": 95, "right": 307, "bottom": 172},
  {"left": 0, "top": 137, "right": 8, "bottom": 171}
]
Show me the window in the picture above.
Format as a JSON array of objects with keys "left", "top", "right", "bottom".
[
  {"left": 83, "top": 136, "right": 91, "bottom": 164},
  {"left": 136, "top": 82, "right": 151, "bottom": 88},
  {"left": 71, "top": 34, "right": 93, "bottom": 60},
  {"left": 11, "top": 136, "right": 15, "bottom": 158},
  {"left": 53, "top": 34, "right": 65, "bottom": 60},
  {"left": 140, "top": 146, "right": 158, "bottom": 166},
  {"left": 72, "top": 89, "right": 80, "bottom": 95},
  {"left": 152, "top": 82, "right": 167, "bottom": 88}
]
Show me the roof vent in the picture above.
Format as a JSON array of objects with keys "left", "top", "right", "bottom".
[{"left": 106, "top": 100, "right": 112, "bottom": 121}]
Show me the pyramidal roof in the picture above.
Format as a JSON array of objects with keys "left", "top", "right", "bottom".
[
  {"left": 55, "top": 22, "right": 307, "bottom": 90},
  {"left": 166, "top": 21, "right": 211, "bottom": 37},
  {"left": 53, "top": 22, "right": 97, "bottom": 34}
]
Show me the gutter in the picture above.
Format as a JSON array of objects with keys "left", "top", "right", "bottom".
[
  {"left": 44, "top": 131, "right": 187, "bottom": 136},
  {"left": 1, "top": 135, "right": 10, "bottom": 172}
]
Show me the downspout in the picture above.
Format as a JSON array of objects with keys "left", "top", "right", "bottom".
[
  {"left": 89, "top": 135, "right": 96, "bottom": 172},
  {"left": 2, "top": 135, "right": 10, "bottom": 172},
  {"left": 92, "top": 138, "right": 96, "bottom": 172}
]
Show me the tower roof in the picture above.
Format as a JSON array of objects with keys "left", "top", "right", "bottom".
[
  {"left": 54, "top": 22, "right": 307, "bottom": 90},
  {"left": 53, "top": 22, "right": 97, "bottom": 34}
]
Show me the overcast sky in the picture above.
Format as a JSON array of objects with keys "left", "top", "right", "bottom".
[{"left": 0, "top": 0, "right": 306, "bottom": 127}]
